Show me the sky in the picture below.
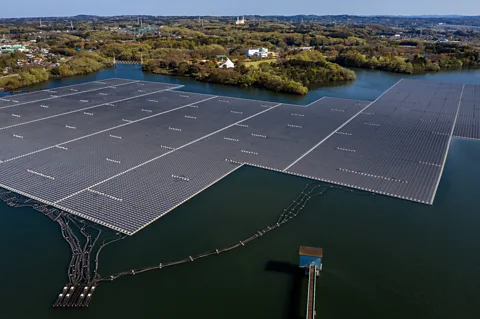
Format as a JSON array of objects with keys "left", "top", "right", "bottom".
[{"left": 1, "top": 0, "right": 479, "bottom": 18}]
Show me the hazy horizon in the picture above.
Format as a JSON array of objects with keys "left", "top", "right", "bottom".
[
  {"left": 1, "top": 0, "right": 480, "bottom": 19},
  {"left": 2, "top": 14, "right": 480, "bottom": 19}
]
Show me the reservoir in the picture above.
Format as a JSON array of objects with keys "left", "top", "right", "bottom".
[{"left": 1, "top": 67, "right": 480, "bottom": 318}]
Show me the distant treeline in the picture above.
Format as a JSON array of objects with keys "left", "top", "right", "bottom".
[{"left": 332, "top": 43, "right": 480, "bottom": 74}]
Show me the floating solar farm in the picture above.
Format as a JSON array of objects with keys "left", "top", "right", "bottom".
[{"left": 0, "top": 78, "right": 478, "bottom": 235}]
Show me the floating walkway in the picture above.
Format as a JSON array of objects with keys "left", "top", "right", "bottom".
[
  {"left": 0, "top": 190, "right": 125, "bottom": 308},
  {"left": 307, "top": 265, "right": 317, "bottom": 319},
  {"left": 299, "top": 246, "right": 323, "bottom": 319},
  {"left": 93, "top": 184, "right": 329, "bottom": 284},
  {"left": 1, "top": 184, "right": 335, "bottom": 308}
]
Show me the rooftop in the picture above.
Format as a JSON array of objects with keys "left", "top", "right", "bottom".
[{"left": 299, "top": 246, "right": 323, "bottom": 258}]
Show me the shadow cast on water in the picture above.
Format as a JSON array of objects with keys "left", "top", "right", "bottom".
[{"left": 265, "top": 261, "right": 305, "bottom": 319}]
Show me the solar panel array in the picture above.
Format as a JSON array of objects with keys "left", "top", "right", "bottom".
[
  {"left": 454, "top": 84, "right": 480, "bottom": 140},
  {"left": 195, "top": 98, "right": 369, "bottom": 169},
  {"left": 0, "top": 78, "right": 476, "bottom": 235},
  {"left": 0, "top": 78, "right": 134, "bottom": 109},
  {"left": 284, "top": 79, "right": 464, "bottom": 204}
]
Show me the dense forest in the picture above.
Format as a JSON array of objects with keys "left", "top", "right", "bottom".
[
  {"left": 143, "top": 51, "right": 355, "bottom": 95},
  {"left": 332, "top": 42, "right": 479, "bottom": 74}
]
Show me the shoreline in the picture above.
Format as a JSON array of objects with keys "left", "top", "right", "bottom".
[
  {"left": 2, "top": 64, "right": 480, "bottom": 97},
  {"left": 2, "top": 64, "right": 478, "bottom": 96}
]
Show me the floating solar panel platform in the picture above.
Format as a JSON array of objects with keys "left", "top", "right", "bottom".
[
  {"left": 284, "top": 79, "right": 465, "bottom": 204},
  {"left": 454, "top": 84, "right": 480, "bottom": 140},
  {"left": 0, "top": 78, "right": 477, "bottom": 235}
]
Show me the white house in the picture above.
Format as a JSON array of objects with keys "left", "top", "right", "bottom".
[
  {"left": 245, "top": 48, "right": 269, "bottom": 58},
  {"left": 219, "top": 58, "right": 235, "bottom": 69}
]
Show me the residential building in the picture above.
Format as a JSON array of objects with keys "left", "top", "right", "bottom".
[
  {"left": 0, "top": 45, "right": 26, "bottom": 53},
  {"left": 245, "top": 48, "right": 269, "bottom": 58}
]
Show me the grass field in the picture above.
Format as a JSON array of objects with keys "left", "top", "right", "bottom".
[{"left": 244, "top": 59, "right": 277, "bottom": 68}]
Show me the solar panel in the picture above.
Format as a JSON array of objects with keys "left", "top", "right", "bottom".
[
  {"left": 453, "top": 84, "right": 480, "bottom": 140},
  {"left": 284, "top": 79, "right": 464, "bottom": 204},
  {"left": 0, "top": 78, "right": 137, "bottom": 109},
  {"left": 197, "top": 98, "right": 369, "bottom": 170},
  {"left": 0, "top": 78, "right": 475, "bottom": 234}
]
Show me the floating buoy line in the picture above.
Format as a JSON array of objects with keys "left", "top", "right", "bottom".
[{"left": 0, "top": 183, "right": 373, "bottom": 307}]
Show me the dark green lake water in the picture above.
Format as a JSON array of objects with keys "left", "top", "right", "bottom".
[{"left": 1, "top": 67, "right": 480, "bottom": 318}]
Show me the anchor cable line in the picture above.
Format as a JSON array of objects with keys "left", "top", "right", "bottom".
[{"left": 0, "top": 182, "right": 373, "bottom": 307}]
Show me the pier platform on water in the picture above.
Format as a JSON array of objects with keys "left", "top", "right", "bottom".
[
  {"left": 53, "top": 284, "right": 97, "bottom": 308},
  {"left": 299, "top": 246, "right": 323, "bottom": 319}
]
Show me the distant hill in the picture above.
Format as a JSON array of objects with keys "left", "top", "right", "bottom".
[
  {"left": 408, "top": 15, "right": 474, "bottom": 18},
  {"left": 2, "top": 14, "right": 480, "bottom": 22},
  {"left": 72, "top": 14, "right": 100, "bottom": 20}
]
